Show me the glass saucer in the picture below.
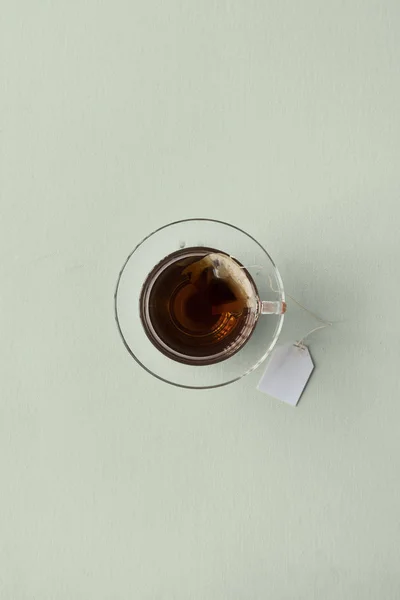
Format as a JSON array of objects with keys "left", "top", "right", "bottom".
[{"left": 115, "top": 218, "right": 285, "bottom": 389}]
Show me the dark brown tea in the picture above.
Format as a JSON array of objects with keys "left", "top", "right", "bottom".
[{"left": 139, "top": 247, "right": 259, "bottom": 365}]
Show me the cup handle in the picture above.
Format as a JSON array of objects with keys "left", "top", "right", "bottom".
[{"left": 260, "top": 300, "right": 287, "bottom": 315}]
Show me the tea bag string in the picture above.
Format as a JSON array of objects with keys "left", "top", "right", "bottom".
[
  {"left": 237, "top": 261, "right": 332, "bottom": 348},
  {"left": 268, "top": 273, "right": 332, "bottom": 348}
]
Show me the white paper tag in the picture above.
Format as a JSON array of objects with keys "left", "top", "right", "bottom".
[{"left": 257, "top": 343, "right": 314, "bottom": 406}]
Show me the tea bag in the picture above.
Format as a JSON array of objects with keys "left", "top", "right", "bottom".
[{"left": 182, "top": 253, "right": 258, "bottom": 315}]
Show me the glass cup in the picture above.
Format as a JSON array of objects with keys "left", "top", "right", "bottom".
[{"left": 115, "top": 219, "right": 285, "bottom": 389}]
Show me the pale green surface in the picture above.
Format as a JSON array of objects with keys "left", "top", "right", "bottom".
[{"left": 1, "top": 1, "right": 400, "bottom": 598}]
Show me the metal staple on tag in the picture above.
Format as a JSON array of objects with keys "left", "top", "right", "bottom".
[{"left": 294, "top": 342, "right": 307, "bottom": 351}]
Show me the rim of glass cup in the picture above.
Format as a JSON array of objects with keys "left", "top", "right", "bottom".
[{"left": 114, "top": 218, "right": 285, "bottom": 389}]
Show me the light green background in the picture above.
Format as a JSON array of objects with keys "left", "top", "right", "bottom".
[{"left": 2, "top": 1, "right": 400, "bottom": 598}]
